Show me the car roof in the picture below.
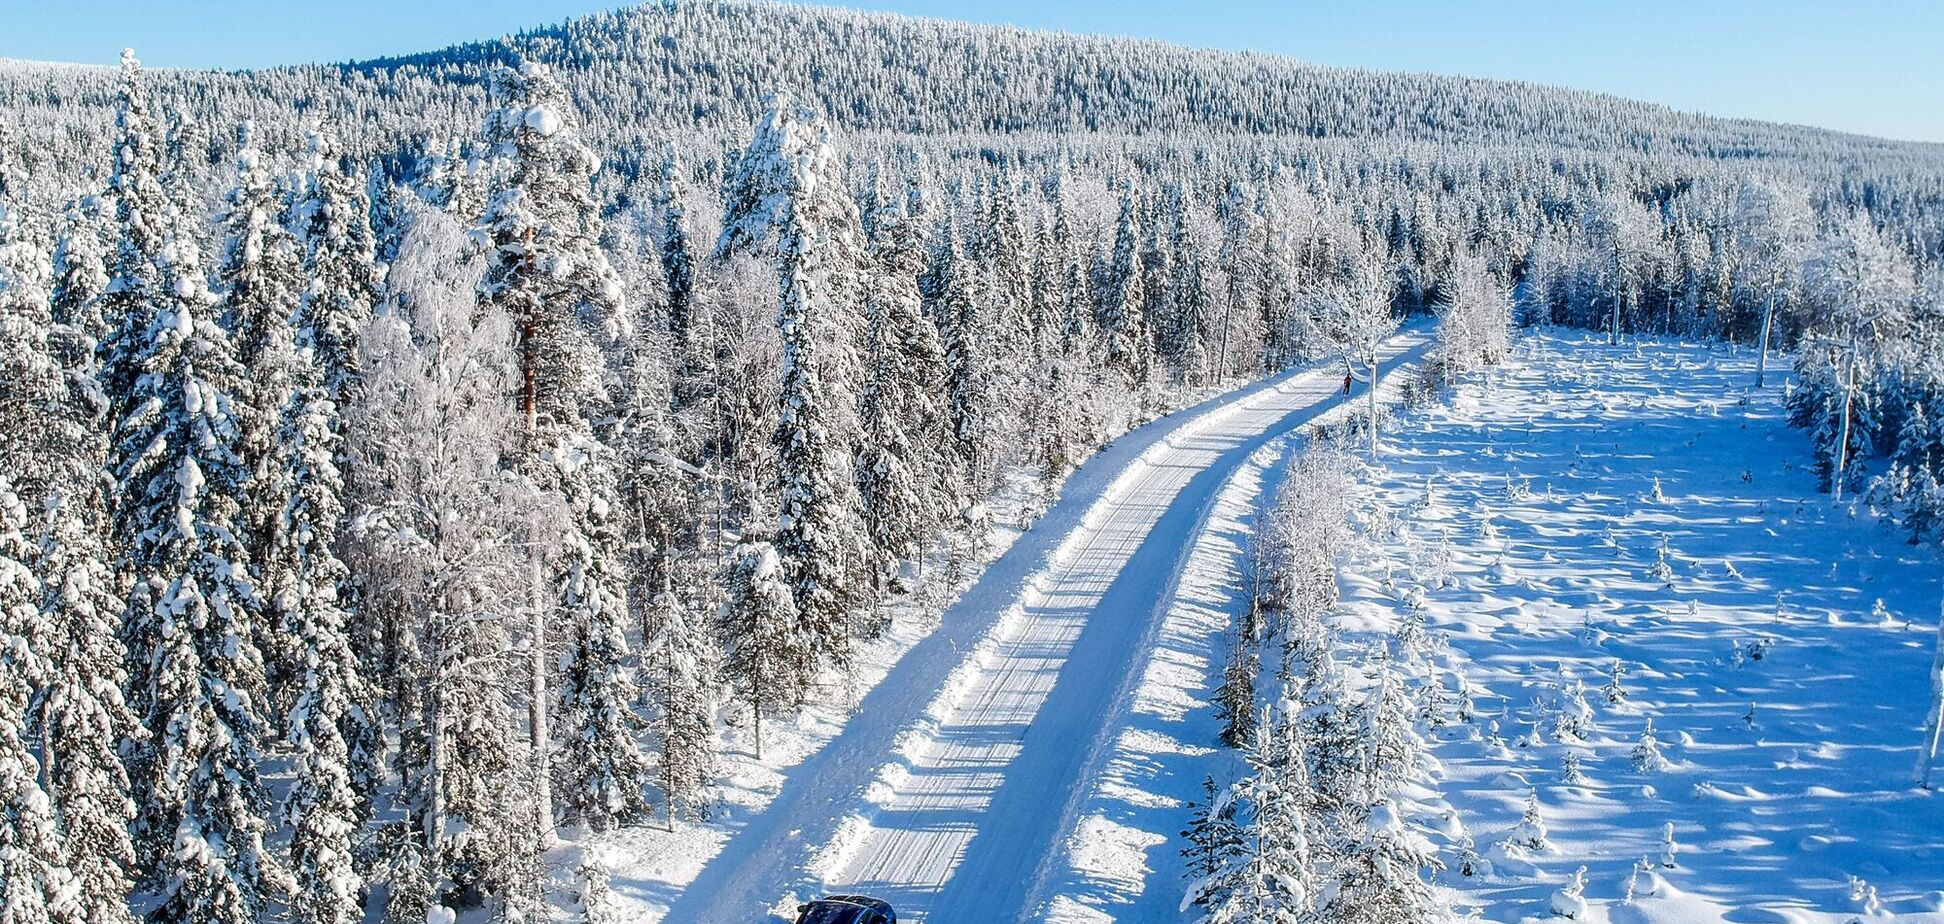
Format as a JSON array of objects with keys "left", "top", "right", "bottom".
[{"left": 814, "top": 895, "right": 893, "bottom": 912}]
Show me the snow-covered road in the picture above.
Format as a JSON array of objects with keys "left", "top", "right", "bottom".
[{"left": 664, "top": 330, "right": 1433, "bottom": 924}]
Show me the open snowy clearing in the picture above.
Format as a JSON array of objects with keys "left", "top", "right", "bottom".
[
  {"left": 617, "top": 331, "right": 1432, "bottom": 923},
  {"left": 1333, "top": 331, "right": 1944, "bottom": 922}
]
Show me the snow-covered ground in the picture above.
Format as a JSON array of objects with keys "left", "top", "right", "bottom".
[
  {"left": 611, "top": 331, "right": 1432, "bottom": 923},
  {"left": 1328, "top": 331, "right": 1944, "bottom": 922},
  {"left": 1032, "top": 342, "right": 1432, "bottom": 923}
]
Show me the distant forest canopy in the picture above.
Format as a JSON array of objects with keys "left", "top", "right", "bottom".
[{"left": 4, "top": 0, "right": 1944, "bottom": 196}]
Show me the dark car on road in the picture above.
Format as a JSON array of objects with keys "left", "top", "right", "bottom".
[{"left": 793, "top": 895, "right": 896, "bottom": 924}]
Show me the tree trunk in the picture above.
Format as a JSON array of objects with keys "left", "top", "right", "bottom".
[
  {"left": 1920, "top": 591, "right": 1944, "bottom": 789},
  {"left": 1755, "top": 291, "right": 1776, "bottom": 388},
  {"left": 529, "top": 557, "right": 554, "bottom": 847},
  {"left": 1834, "top": 337, "right": 1858, "bottom": 504},
  {"left": 1609, "top": 273, "right": 1621, "bottom": 346},
  {"left": 1367, "top": 351, "right": 1379, "bottom": 459}
]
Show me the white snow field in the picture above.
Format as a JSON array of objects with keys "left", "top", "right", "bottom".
[
  {"left": 624, "top": 331, "right": 1432, "bottom": 923},
  {"left": 1322, "top": 331, "right": 1944, "bottom": 922}
]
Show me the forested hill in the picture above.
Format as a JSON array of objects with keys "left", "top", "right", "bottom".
[{"left": 5, "top": 0, "right": 1944, "bottom": 189}]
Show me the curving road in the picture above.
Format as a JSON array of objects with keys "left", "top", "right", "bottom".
[{"left": 662, "top": 330, "right": 1433, "bottom": 924}]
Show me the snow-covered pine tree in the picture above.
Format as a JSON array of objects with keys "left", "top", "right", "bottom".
[
  {"left": 1, "top": 475, "right": 86, "bottom": 924},
  {"left": 475, "top": 58, "right": 647, "bottom": 833},
  {"left": 717, "top": 92, "right": 874, "bottom": 672},
  {"left": 718, "top": 540, "right": 805, "bottom": 760}
]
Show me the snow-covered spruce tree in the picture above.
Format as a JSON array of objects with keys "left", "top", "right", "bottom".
[
  {"left": 1100, "top": 185, "right": 1151, "bottom": 390},
  {"left": 32, "top": 191, "right": 139, "bottom": 924},
  {"left": 475, "top": 59, "right": 648, "bottom": 833},
  {"left": 928, "top": 218, "right": 994, "bottom": 493},
  {"left": 0, "top": 176, "right": 65, "bottom": 499},
  {"left": 108, "top": 237, "right": 283, "bottom": 922},
  {"left": 51, "top": 198, "right": 112, "bottom": 348},
  {"left": 656, "top": 154, "right": 697, "bottom": 365},
  {"left": 291, "top": 127, "right": 383, "bottom": 407},
  {"left": 858, "top": 186, "right": 958, "bottom": 588},
  {"left": 1168, "top": 189, "right": 1216, "bottom": 386},
  {"left": 643, "top": 537, "right": 717, "bottom": 821},
  {"left": 347, "top": 213, "right": 536, "bottom": 920},
  {"left": 1316, "top": 801, "right": 1446, "bottom": 924},
  {"left": 1, "top": 476, "right": 85, "bottom": 924},
  {"left": 1179, "top": 775, "right": 1244, "bottom": 894},
  {"left": 1189, "top": 711, "right": 1315, "bottom": 924},
  {"left": 103, "top": 62, "right": 285, "bottom": 924},
  {"left": 1296, "top": 645, "right": 1365, "bottom": 817},
  {"left": 1215, "top": 628, "right": 1259, "bottom": 748},
  {"left": 98, "top": 51, "right": 183, "bottom": 425},
  {"left": 718, "top": 540, "right": 805, "bottom": 760},
  {"left": 717, "top": 92, "right": 874, "bottom": 672},
  {"left": 213, "top": 123, "right": 307, "bottom": 716},
  {"left": 1360, "top": 657, "right": 1426, "bottom": 802},
  {"left": 271, "top": 345, "right": 376, "bottom": 924},
  {"left": 217, "top": 121, "right": 305, "bottom": 554}
]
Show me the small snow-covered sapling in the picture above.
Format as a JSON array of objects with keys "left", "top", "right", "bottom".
[
  {"left": 1562, "top": 750, "right": 1587, "bottom": 785},
  {"left": 1659, "top": 821, "right": 1678, "bottom": 868},
  {"left": 1455, "top": 834, "right": 1484, "bottom": 877},
  {"left": 1604, "top": 659, "right": 1627, "bottom": 705},
  {"left": 1648, "top": 533, "right": 1676, "bottom": 585},
  {"left": 1632, "top": 719, "right": 1670, "bottom": 772},
  {"left": 1850, "top": 875, "right": 1884, "bottom": 916},
  {"left": 1550, "top": 865, "right": 1589, "bottom": 919},
  {"left": 1506, "top": 789, "right": 1551, "bottom": 851},
  {"left": 1625, "top": 857, "right": 1660, "bottom": 902}
]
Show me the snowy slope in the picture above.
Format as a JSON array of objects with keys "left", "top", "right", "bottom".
[
  {"left": 643, "top": 331, "right": 1432, "bottom": 923},
  {"left": 1333, "top": 331, "right": 1944, "bottom": 922}
]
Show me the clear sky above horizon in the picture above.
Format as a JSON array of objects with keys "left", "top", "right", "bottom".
[{"left": 3, "top": 0, "right": 1939, "bottom": 144}]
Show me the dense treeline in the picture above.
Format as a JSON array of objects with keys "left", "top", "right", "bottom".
[{"left": 4, "top": 3, "right": 1944, "bottom": 922}]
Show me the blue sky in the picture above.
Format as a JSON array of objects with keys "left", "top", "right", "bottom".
[{"left": 3, "top": 1, "right": 1939, "bottom": 143}]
